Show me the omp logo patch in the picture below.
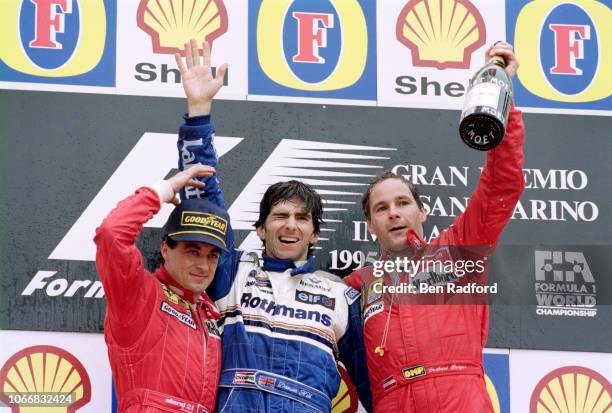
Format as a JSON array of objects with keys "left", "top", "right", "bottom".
[
  {"left": 160, "top": 302, "right": 196, "bottom": 330},
  {"left": 137, "top": 0, "right": 228, "bottom": 55},
  {"left": 181, "top": 211, "right": 228, "bottom": 235},
  {"left": 396, "top": 0, "right": 486, "bottom": 69},
  {"left": 402, "top": 365, "right": 426, "bottom": 380},
  {"left": 529, "top": 366, "right": 611, "bottom": 413},
  {"left": 507, "top": 0, "right": 611, "bottom": 111},
  {"left": 0, "top": 0, "right": 116, "bottom": 86},
  {"left": 0, "top": 345, "right": 92, "bottom": 411},
  {"left": 249, "top": 0, "right": 377, "bottom": 99},
  {"left": 295, "top": 290, "right": 336, "bottom": 310}
]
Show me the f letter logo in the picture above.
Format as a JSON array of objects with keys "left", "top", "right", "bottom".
[
  {"left": 549, "top": 24, "right": 590, "bottom": 75},
  {"left": 292, "top": 12, "right": 334, "bottom": 63},
  {"left": 29, "top": 0, "right": 73, "bottom": 49}
]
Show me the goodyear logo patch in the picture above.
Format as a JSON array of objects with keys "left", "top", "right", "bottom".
[
  {"left": 402, "top": 365, "right": 426, "bottom": 380},
  {"left": 181, "top": 211, "right": 228, "bottom": 235},
  {"left": 248, "top": 0, "right": 377, "bottom": 100},
  {"left": 0, "top": 0, "right": 116, "bottom": 86},
  {"left": 506, "top": 0, "right": 611, "bottom": 111}
]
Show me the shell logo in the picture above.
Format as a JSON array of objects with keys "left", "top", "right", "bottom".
[
  {"left": 396, "top": 0, "right": 486, "bottom": 69},
  {"left": 137, "top": 0, "right": 228, "bottom": 55},
  {"left": 0, "top": 345, "right": 92, "bottom": 413},
  {"left": 331, "top": 365, "right": 358, "bottom": 413},
  {"left": 530, "top": 366, "right": 611, "bottom": 413}
]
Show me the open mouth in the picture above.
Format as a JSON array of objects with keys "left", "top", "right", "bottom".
[
  {"left": 389, "top": 225, "right": 407, "bottom": 234},
  {"left": 279, "top": 236, "right": 299, "bottom": 245}
]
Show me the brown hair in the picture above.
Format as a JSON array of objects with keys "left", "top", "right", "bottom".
[{"left": 361, "top": 171, "right": 424, "bottom": 220}]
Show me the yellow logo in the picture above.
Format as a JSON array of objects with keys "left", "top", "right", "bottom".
[
  {"left": 396, "top": 0, "right": 486, "bottom": 69},
  {"left": 485, "top": 374, "right": 501, "bottom": 413},
  {"left": 181, "top": 212, "right": 228, "bottom": 235},
  {"left": 137, "top": 0, "right": 228, "bottom": 55},
  {"left": 530, "top": 365, "right": 611, "bottom": 413},
  {"left": 256, "top": 0, "right": 368, "bottom": 91},
  {"left": 0, "top": 345, "right": 92, "bottom": 411},
  {"left": 514, "top": 0, "right": 611, "bottom": 102},
  {"left": 402, "top": 365, "right": 426, "bottom": 380},
  {"left": 0, "top": 0, "right": 108, "bottom": 77}
]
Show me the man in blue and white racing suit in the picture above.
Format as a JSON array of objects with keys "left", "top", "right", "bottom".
[{"left": 173, "top": 40, "right": 371, "bottom": 413}]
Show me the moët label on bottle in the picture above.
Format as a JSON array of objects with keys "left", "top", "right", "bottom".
[{"left": 464, "top": 83, "right": 501, "bottom": 111}]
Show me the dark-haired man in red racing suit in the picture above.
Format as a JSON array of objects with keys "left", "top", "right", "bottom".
[
  {"left": 345, "top": 42, "right": 525, "bottom": 412},
  {"left": 95, "top": 166, "right": 227, "bottom": 413}
]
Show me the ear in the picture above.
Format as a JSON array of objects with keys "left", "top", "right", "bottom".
[
  {"left": 160, "top": 241, "right": 169, "bottom": 261},
  {"left": 309, "top": 231, "right": 320, "bottom": 245},
  {"left": 419, "top": 206, "right": 427, "bottom": 224},
  {"left": 256, "top": 225, "right": 266, "bottom": 241},
  {"left": 366, "top": 217, "right": 379, "bottom": 238}
]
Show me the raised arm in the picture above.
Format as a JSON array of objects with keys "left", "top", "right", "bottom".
[
  {"left": 441, "top": 42, "right": 525, "bottom": 251},
  {"left": 175, "top": 39, "right": 241, "bottom": 301},
  {"left": 175, "top": 39, "right": 228, "bottom": 207},
  {"left": 94, "top": 165, "right": 215, "bottom": 344}
]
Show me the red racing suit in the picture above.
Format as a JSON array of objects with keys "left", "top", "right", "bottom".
[
  {"left": 345, "top": 105, "right": 525, "bottom": 412},
  {"left": 95, "top": 187, "right": 222, "bottom": 413}
]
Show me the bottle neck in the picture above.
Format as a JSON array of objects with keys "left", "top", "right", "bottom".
[{"left": 490, "top": 55, "right": 507, "bottom": 68}]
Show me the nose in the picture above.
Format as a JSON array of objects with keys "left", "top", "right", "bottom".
[
  {"left": 284, "top": 215, "right": 298, "bottom": 231},
  {"left": 388, "top": 203, "right": 401, "bottom": 219},
  {"left": 194, "top": 257, "right": 210, "bottom": 274}
]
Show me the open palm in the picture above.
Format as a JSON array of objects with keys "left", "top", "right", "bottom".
[{"left": 175, "top": 39, "right": 228, "bottom": 114}]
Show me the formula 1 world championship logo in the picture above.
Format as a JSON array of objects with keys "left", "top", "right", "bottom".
[{"left": 534, "top": 250, "right": 597, "bottom": 317}]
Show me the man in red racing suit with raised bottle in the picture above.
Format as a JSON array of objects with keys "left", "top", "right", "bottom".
[{"left": 345, "top": 42, "right": 525, "bottom": 412}]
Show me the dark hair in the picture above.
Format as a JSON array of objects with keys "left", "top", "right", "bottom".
[
  {"left": 361, "top": 171, "right": 424, "bottom": 220},
  {"left": 254, "top": 180, "right": 324, "bottom": 234},
  {"left": 154, "top": 235, "right": 178, "bottom": 267}
]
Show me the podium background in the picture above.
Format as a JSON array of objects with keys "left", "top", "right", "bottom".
[{"left": 1, "top": 0, "right": 610, "bottom": 412}]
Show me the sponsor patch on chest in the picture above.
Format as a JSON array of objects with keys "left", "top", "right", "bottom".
[
  {"left": 363, "top": 302, "right": 384, "bottom": 324},
  {"left": 160, "top": 301, "right": 196, "bottom": 330},
  {"left": 295, "top": 290, "right": 336, "bottom": 309},
  {"left": 206, "top": 320, "right": 221, "bottom": 338}
]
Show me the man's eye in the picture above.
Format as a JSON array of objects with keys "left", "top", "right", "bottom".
[{"left": 188, "top": 250, "right": 199, "bottom": 256}]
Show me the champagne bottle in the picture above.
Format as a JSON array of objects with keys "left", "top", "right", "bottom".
[{"left": 459, "top": 56, "right": 512, "bottom": 151}]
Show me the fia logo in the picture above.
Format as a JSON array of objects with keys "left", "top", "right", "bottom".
[
  {"left": 535, "top": 250, "right": 594, "bottom": 283},
  {"left": 0, "top": 0, "right": 116, "bottom": 86},
  {"left": 248, "top": 0, "right": 376, "bottom": 100},
  {"left": 507, "top": 0, "right": 611, "bottom": 111}
]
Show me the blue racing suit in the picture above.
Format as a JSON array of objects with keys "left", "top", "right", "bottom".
[{"left": 177, "top": 114, "right": 372, "bottom": 413}]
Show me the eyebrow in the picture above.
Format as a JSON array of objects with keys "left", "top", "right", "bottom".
[{"left": 372, "top": 196, "right": 412, "bottom": 210}]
